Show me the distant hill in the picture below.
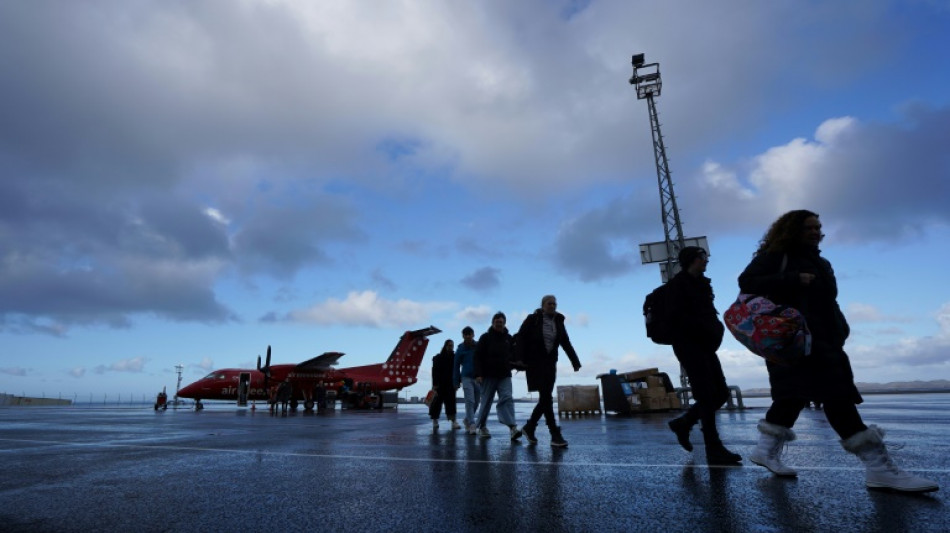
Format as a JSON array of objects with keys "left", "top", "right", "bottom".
[
  {"left": 743, "top": 380, "right": 950, "bottom": 396},
  {"left": 854, "top": 379, "right": 950, "bottom": 392}
]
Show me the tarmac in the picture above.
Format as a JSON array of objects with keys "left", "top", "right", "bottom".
[{"left": 0, "top": 394, "right": 947, "bottom": 532}]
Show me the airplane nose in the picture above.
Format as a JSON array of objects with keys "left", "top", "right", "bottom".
[{"left": 177, "top": 382, "right": 199, "bottom": 398}]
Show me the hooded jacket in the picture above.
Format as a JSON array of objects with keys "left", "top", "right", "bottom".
[
  {"left": 738, "top": 244, "right": 860, "bottom": 403},
  {"left": 474, "top": 326, "right": 514, "bottom": 380},
  {"left": 667, "top": 269, "right": 725, "bottom": 352}
]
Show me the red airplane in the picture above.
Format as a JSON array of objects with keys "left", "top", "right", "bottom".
[{"left": 177, "top": 326, "right": 441, "bottom": 410}]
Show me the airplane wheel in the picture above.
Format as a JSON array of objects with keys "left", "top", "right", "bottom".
[
  {"left": 290, "top": 399, "right": 298, "bottom": 411},
  {"left": 304, "top": 399, "right": 314, "bottom": 411}
]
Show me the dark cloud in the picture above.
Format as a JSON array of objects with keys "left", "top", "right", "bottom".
[
  {"left": 552, "top": 192, "right": 658, "bottom": 282},
  {"left": 232, "top": 194, "right": 365, "bottom": 278},
  {"left": 461, "top": 267, "right": 502, "bottom": 291}
]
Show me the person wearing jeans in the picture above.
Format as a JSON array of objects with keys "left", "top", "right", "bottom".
[
  {"left": 472, "top": 312, "right": 522, "bottom": 441},
  {"left": 453, "top": 326, "right": 481, "bottom": 432}
]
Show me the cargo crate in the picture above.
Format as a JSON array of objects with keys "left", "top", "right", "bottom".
[{"left": 557, "top": 385, "right": 602, "bottom": 416}]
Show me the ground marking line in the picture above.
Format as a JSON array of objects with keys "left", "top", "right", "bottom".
[{"left": 6, "top": 437, "right": 947, "bottom": 473}]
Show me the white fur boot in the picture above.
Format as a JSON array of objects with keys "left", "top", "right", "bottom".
[
  {"left": 841, "top": 425, "right": 938, "bottom": 493},
  {"left": 749, "top": 419, "right": 798, "bottom": 477}
]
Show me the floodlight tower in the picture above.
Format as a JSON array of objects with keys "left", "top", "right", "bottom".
[
  {"left": 174, "top": 364, "right": 184, "bottom": 407},
  {"left": 629, "top": 53, "right": 686, "bottom": 278},
  {"left": 630, "top": 54, "right": 709, "bottom": 395}
]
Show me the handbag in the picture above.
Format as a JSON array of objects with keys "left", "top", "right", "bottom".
[
  {"left": 724, "top": 255, "right": 812, "bottom": 366},
  {"left": 424, "top": 389, "right": 437, "bottom": 407}
]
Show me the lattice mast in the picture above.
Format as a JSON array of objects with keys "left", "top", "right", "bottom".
[
  {"left": 630, "top": 54, "right": 685, "bottom": 276},
  {"left": 630, "top": 54, "right": 690, "bottom": 391}
]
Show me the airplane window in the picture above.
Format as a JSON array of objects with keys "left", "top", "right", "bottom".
[{"left": 201, "top": 372, "right": 216, "bottom": 380}]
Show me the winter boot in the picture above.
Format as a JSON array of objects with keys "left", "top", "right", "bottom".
[
  {"left": 668, "top": 415, "right": 696, "bottom": 452},
  {"left": 550, "top": 426, "right": 568, "bottom": 448},
  {"left": 842, "top": 425, "right": 939, "bottom": 493},
  {"left": 749, "top": 419, "right": 797, "bottom": 477},
  {"left": 449, "top": 417, "right": 461, "bottom": 430},
  {"left": 702, "top": 427, "right": 742, "bottom": 465},
  {"left": 523, "top": 422, "right": 538, "bottom": 445}
]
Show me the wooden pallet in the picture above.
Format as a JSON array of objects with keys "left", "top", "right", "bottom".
[{"left": 558, "top": 408, "right": 603, "bottom": 417}]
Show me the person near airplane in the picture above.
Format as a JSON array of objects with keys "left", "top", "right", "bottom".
[
  {"left": 472, "top": 312, "right": 523, "bottom": 441},
  {"left": 276, "top": 378, "right": 292, "bottom": 414},
  {"left": 429, "top": 339, "right": 461, "bottom": 430},
  {"left": 453, "top": 326, "right": 481, "bottom": 433}
]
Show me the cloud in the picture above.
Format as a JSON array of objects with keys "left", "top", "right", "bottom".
[
  {"left": 1, "top": 1, "right": 947, "bottom": 329},
  {"left": 1, "top": 367, "right": 28, "bottom": 377},
  {"left": 460, "top": 267, "right": 501, "bottom": 291},
  {"left": 283, "top": 290, "right": 454, "bottom": 328},
  {"left": 848, "top": 303, "right": 950, "bottom": 368},
  {"left": 371, "top": 269, "right": 398, "bottom": 292},
  {"left": 691, "top": 109, "right": 950, "bottom": 242},
  {"left": 94, "top": 356, "right": 148, "bottom": 375},
  {"left": 68, "top": 367, "right": 86, "bottom": 378},
  {"left": 455, "top": 305, "right": 493, "bottom": 326},
  {"left": 552, "top": 194, "right": 656, "bottom": 281}
]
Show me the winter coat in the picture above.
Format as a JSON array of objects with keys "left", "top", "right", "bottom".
[
  {"left": 515, "top": 310, "right": 581, "bottom": 393},
  {"left": 738, "top": 244, "right": 861, "bottom": 404},
  {"left": 431, "top": 349, "right": 455, "bottom": 392},
  {"left": 453, "top": 340, "right": 477, "bottom": 388},
  {"left": 474, "top": 326, "right": 514, "bottom": 380},
  {"left": 668, "top": 270, "right": 725, "bottom": 352}
]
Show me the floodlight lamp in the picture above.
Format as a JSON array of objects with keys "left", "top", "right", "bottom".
[{"left": 632, "top": 53, "right": 645, "bottom": 67}]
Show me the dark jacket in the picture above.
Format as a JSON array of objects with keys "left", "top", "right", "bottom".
[
  {"left": 516, "top": 310, "right": 581, "bottom": 392},
  {"left": 431, "top": 349, "right": 455, "bottom": 392},
  {"left": 668, "top": 270, "right": 725, "bottom": 352},
  {"left": 474, "top": 326, "right": 514, "bottom": 380},
  {"left": 738, "top": 244, "right": 861, "bottom": 403}
]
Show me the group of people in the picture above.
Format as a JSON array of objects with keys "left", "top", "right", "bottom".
[
  {"left": 429, "top": 209, "right": 938, "bottom": 494},
  {"left": 428, "top": 295, "right": 582, "bottom": 447},
  {"left": 664, "top": 209, "right": 937, "bottom": 493}
]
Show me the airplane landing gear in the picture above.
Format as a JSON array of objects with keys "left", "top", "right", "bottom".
[{"left": 195, "top": 399, "right": 204, "bottom": 411}]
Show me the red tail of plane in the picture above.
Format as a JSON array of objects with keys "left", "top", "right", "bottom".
[{"left": 375, "top": 325, "right": 442, "bottom": 389}]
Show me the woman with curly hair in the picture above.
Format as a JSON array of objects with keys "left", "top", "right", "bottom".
[{"left": 738, "top": 209, "right": 937, "bottom": 493}]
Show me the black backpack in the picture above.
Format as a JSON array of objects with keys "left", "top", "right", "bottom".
[{"left": 643, "top": 283, "right": 675, "bottom": 345}]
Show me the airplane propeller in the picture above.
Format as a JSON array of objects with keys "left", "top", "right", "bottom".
[{"left": 257, "top": 345, "right": 272, "bottom": 388}]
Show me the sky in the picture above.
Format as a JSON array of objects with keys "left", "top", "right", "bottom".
[{"left": 1, "top": 0, "right": 949, "bottom": 403}]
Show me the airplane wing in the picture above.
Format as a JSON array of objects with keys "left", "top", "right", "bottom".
[{"left": 295, "top": 352, "right": 344, "bottom": 371}]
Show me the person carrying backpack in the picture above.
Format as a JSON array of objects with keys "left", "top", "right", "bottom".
[{"left": 666, "top": 246, "right": 741, "bottom": 465}]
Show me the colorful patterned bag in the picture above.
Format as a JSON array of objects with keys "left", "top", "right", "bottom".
[{"left": 723, "top": 294, "right": 812, "bottom": 366}]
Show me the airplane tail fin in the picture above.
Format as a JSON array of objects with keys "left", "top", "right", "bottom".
[{"left": 381, "top": 326, "right": 441, "bottom": 388}]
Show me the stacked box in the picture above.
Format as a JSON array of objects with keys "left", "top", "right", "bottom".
[
  {"left": 668, "top": 392, "right": 682, "bottom": 409},
  {"left": 620, "top": 368, "right": 660, "bottom": 382},
  {"left": 637, "top": 386, "right": 667, "bottom": 399},
  {"left": 557, "top": 385, "right": 602, "bottom": 415}
]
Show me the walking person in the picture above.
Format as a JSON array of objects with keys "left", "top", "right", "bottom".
[
  {"left": 739, "top": 209, "right": 937, "bottom": 492},
  {"left": 453, "top": 326, "right": 481, "bottom": 433},
  {"left": 429, "top": 339, "right": 461, "bottom": 430},
  {"left": 276, "top": 378, "right": 292, "bottom": 415},
  {"left": 473, "top": 312, "right": 523, "bottom": 441},
  {"left": 515, "top": 295, "right": 581, "bottom": 448},
  {"left": 665, "top": 247, "right": 741, "bottom": 464}
]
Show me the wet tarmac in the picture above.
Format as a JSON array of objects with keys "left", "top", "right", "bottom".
[{"left": 1, "top": 394, "right": 947, "bottom": 532}]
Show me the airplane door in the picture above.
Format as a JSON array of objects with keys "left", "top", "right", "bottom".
[{"left": 237, "top": 372, "right": 251, "bottom": 406}]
